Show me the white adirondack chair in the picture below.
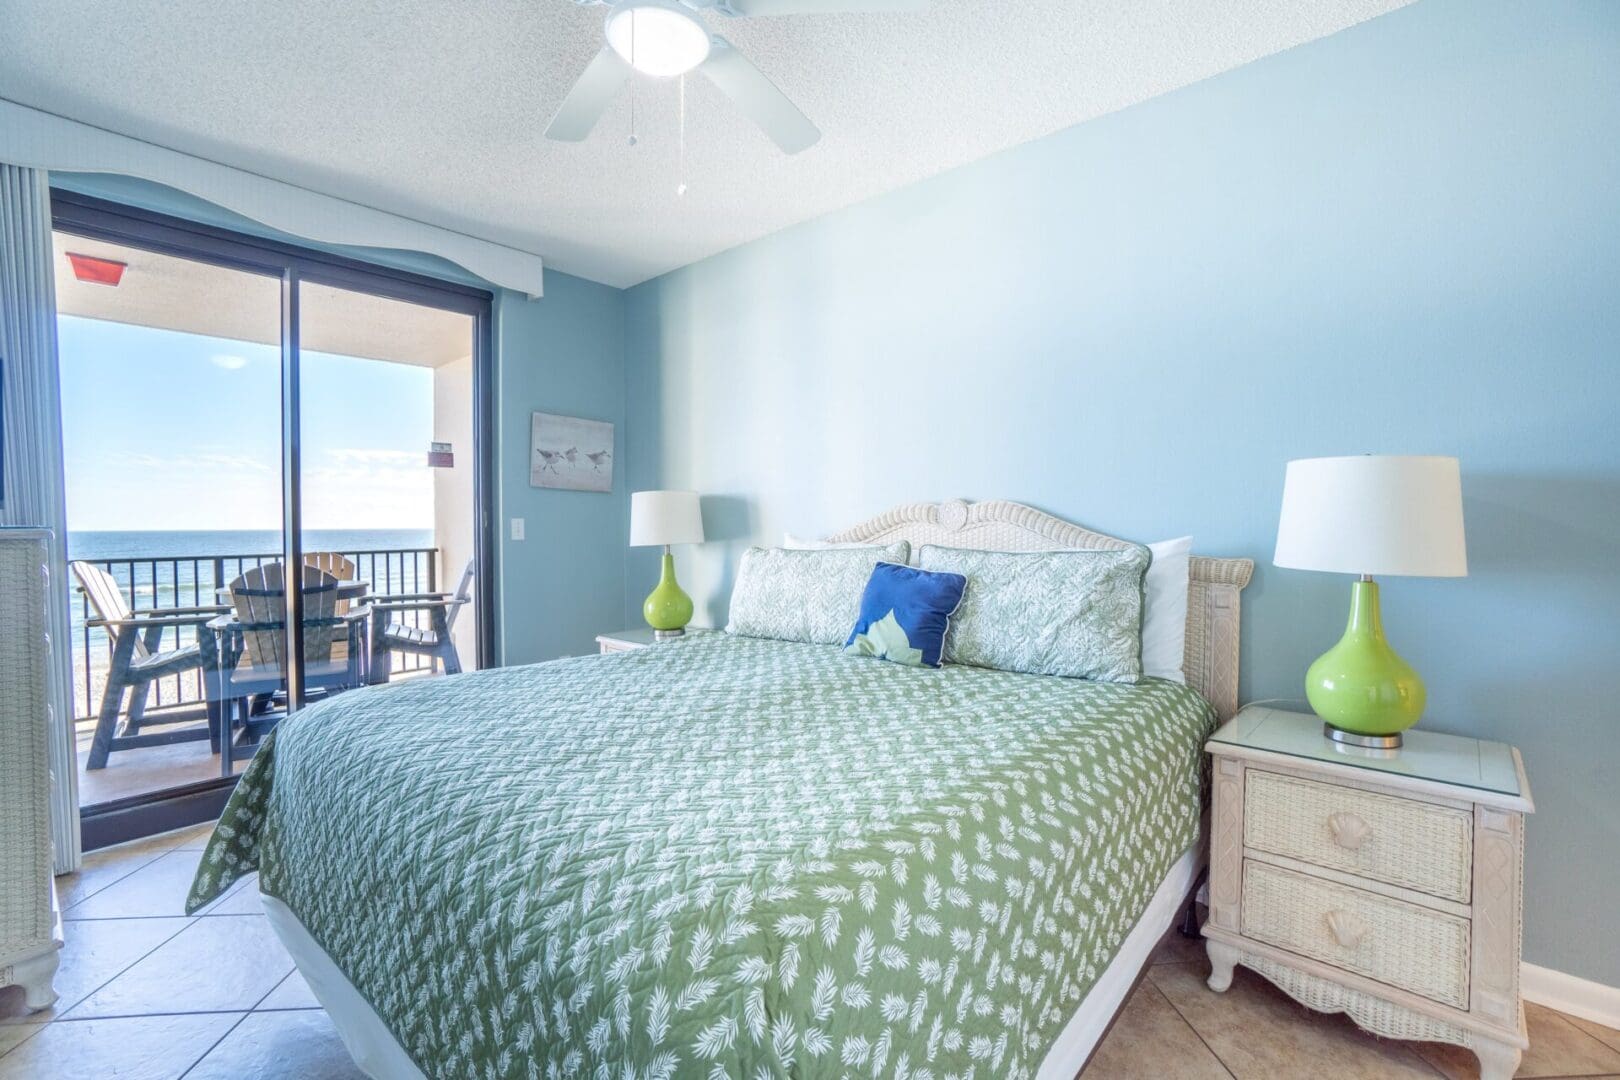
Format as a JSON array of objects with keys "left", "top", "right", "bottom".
[
  {"left": 210, "top": 563, "right": 368, "bottom": 773},
  {"left": 70, "top": 561, "right": 227, "bottom": 770},
  {"left": 367, "top": 559, "right": 474, "bottom": 683}
]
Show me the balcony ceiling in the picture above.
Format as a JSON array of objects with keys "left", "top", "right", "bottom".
[
  {"left": 3, "top": 0, "right": 1410, "bottom": 288},
  {"left": 54, "top": 236, "right": 473, "bottom": 368}
]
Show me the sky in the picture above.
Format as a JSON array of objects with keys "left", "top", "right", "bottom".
[{"left": 59, "top": 314, "right": 439, "bottom": 533}]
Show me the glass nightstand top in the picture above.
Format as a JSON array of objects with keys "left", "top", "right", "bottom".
[
  {"left": 1209, "top": 706, "right": 1524, "bottom": 798},
  {"left": 598, "top": 627, "right": 714, "bottom": 647}
]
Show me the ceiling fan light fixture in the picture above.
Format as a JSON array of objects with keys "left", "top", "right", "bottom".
[{"left": 605, "top": 2, "right": 711, "bottom": 78}]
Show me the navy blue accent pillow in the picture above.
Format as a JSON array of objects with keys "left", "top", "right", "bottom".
[{"left": 844, "top": 561, "right": 967, "bottom": 668}]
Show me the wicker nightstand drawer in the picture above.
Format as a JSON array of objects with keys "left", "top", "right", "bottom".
[
  {"left": 1240, "top": 860, "right": 1472, "bottom": 1009},
  {"left": 1244, "top": 769, "right": 1474, "bottom": 904}
]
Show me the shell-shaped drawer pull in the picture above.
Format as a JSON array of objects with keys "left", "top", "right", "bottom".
[
  {"left": 1327, "top": 811, "right": 1371, "bottom": 850},
  {"left": 1325, "top": 910, "right": 1368, "bottom": 949}
]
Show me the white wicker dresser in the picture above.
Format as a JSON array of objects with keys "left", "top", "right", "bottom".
[
  {"left": 0, "top": 528, "right": 62, "bottom": 1011},
  {"left": 1202, "top": 705, "right": 1533, "bottom": 1080}
]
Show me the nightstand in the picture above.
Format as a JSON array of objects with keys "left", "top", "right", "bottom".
[
  {"left": 595, "top": 627, "right": 714, "bottom": 654},
  {"left": 1203, "top": 705, "right": 1533, "bottom": 1080}
]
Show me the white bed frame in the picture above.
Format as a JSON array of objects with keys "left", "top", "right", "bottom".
[
  {"left": 829, "top": 498, "right": 1254, "bottom": 719},
  {"left": 269, "top": 498, "right": 1254, "bottom": 1079}
]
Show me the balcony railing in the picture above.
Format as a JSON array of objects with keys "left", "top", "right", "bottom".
[{"left": 70, "top": 546, "right": 439, "bottom": 721}]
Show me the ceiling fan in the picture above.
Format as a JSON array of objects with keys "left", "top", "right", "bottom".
[{"left": 546, "top": 0, "right": 928, "bottom": 155}]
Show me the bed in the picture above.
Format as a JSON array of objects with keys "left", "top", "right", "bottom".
[{"left": 187, "top": 498, "right": 1252, "bottom": 1079}]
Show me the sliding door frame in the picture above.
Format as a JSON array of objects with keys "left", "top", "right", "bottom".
[{"left": 51, "top": 190, "right": 497, "bottom": 847}]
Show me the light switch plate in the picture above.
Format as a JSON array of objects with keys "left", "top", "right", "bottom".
[{"left": 510, "top": 517, "right": 526, "bottom": 541}]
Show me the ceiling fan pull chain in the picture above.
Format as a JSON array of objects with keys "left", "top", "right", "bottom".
[
  {"left": 678, "top": 75, "right": 688, "bottom": 197},
  {"left": 628, "top": 12, "right": 639, "bottom": 146}
]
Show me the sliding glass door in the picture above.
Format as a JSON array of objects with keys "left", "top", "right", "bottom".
[
  {"left": 297, "top": 281, "right": 480, "bottom": 692},
  {"left": 51, "top": 193, "right": 494, "bottom": 847},
  {"left": 55, "top": 234, "right": 284, "bottom": 807}
]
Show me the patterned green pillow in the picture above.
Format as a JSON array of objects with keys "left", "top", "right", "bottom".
[
  {"left": 725, "top": 542, "right": 911, "bottom": 645},
  {"left": 917, "top": 544, "right": 1150, "bottom": 682}
]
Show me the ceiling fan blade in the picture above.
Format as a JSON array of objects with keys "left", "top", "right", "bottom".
[
  {"left": 723, "top": 0, "right": 927, "bottom": 15},
  {"left": 545, "top": 46, "right": 632, "bottom": 142},
  {"left": 698, "top": 37, "right": 820, "bottom": 154}
]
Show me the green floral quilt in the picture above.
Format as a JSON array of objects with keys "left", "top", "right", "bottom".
[{"left": 189, "top": 633, "right": 1214, "bottom": 1079}]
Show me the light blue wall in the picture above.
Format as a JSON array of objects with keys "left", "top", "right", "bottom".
[
  {"left": 625, "top": 0, "right": 1620, "bottom": 985},
  {"left": 495, "top": 276, "right": 627, "bottom": 663},
  {"left": 49, "top": 173, "right": 628, "bottom": 666}
]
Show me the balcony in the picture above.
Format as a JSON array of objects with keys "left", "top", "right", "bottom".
[
  {"left": 71, "top": 544, "right": 447, "bottom": 807},
  {"left": 52, "top": 220, "right": 482, "bottom": 826}
]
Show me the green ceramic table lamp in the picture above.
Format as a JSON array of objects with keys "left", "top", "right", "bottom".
[
  {"left": 630, "top": 490, "right": 705, "bottom": 638},
  {"left": 1274, "top": 455, "right": 1468, "bottom": 748}
]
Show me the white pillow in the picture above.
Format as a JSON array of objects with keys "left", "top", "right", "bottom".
[{"left": 1142, "top": 536, "right": 1193, "bottom": 683}]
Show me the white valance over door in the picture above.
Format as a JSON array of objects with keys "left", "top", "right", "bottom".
[{"left": 0, "top": 99, "right": 544, "bottom": 297}]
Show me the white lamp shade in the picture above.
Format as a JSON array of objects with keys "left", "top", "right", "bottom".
[
  {"left": 630, "top": 490, "right": 705, "bottom": 547},
  {"left": 1274, "top": 456, "right": 1467, "bottom": 577}
]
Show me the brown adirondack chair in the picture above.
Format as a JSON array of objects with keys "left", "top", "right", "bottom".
[
  {"left": 70, "top": 561, "right": 228, "bottom": 770},
  {"left": 209, "top": 562, "right": 368, "bottom": 773},
  {"left": 368, "top": 558, "right": 474, "bottom": 683},
  {"left": 303, "top": 551, "right": 357, "bottom": 616}
]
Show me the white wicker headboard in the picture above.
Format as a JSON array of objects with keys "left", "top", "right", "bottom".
[{"left": 827, "top": 498, "right": 1255, "bottom": 719}]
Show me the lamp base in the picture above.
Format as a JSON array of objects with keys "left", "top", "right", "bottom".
[
  {"left": 1305, "top": 579, "right": 1425, "bottom": 742},
  {"left": 653, "top": 628, "right": 686, "bottom": 641},
  {"left": 643, "top": 549, "right": 695, "bottom": 636},
  {"left": 1324, "top": 723, "right": 1403, "bottom": 750}
]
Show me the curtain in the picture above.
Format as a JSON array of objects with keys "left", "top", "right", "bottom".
[{"left": 0, "top": 163, "right": 80, "bottom": 873}]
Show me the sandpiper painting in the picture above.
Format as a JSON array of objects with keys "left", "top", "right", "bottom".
[{"left": 530, "top": 411, "right": 614, "bottom": 492}]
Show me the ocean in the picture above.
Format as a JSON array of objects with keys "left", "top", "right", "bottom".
[
  {"left": 69, "top": 528, "right": 434, "bottom": 563},
  {"left": 67, "top": 527, "right": 437, "bottom": 611}
]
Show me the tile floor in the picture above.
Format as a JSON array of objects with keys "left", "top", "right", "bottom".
[
  {"left": 0, "top": 822, "right": 360, "bottom": 1080},
  {"left": 2, "top": 825, "right": 1618, "bottom": 1079},
  {"left": 1109, "top": 928, "right": 1620, "bottom": 1079}
]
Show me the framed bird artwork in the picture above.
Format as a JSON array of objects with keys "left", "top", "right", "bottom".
[{"left": 530, "top": 412, "right": 614, "bottom": 493}]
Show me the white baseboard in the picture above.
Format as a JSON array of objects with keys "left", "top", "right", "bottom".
[{"left": 1522, "top": 962, "right": 1620, "bottom": 1029}]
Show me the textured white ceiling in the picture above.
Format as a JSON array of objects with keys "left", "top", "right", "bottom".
[{"left": 0, "top": 0, "right": 1412, "bottom": 288}]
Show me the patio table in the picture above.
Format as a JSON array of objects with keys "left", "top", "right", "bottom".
[{"left": 203, "top": 586, "right": 373, "bottom": 774}]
